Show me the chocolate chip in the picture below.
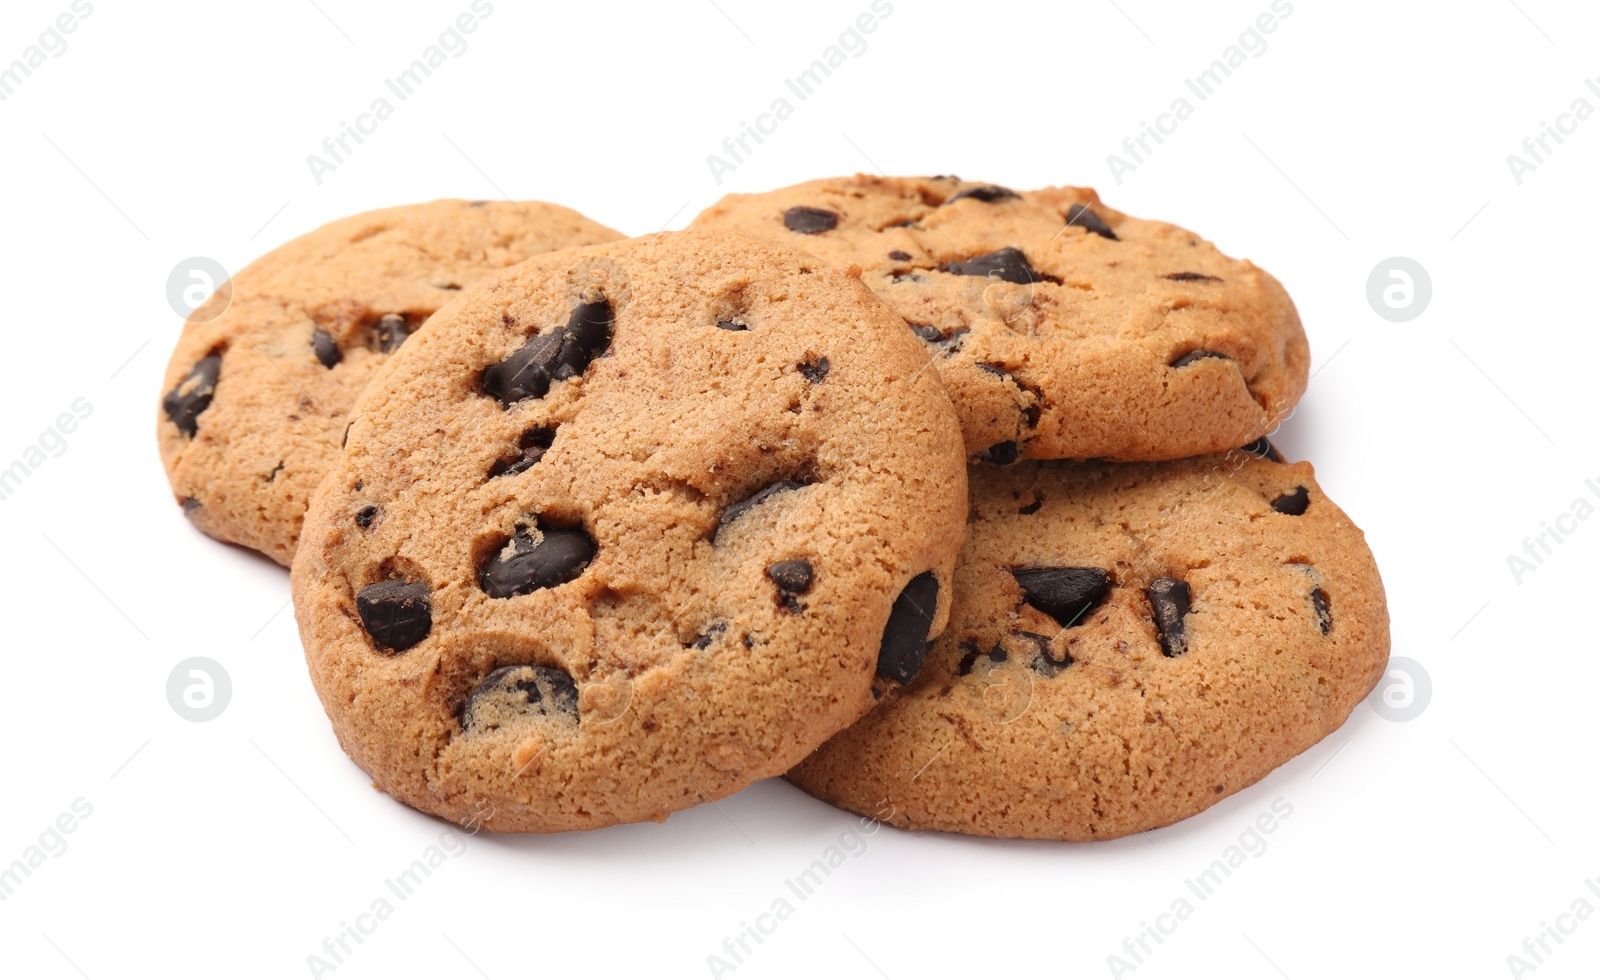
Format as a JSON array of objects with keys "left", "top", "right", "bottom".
[
  {"left": 977, "top": 441, "right": 1019, "bottom": 465},
  {"left": 312, "top": 328, "right": 341, "bottom": 368},
  {"left": 1311, "top": 588, "right": 1332, "bottom": 634},
  {"left": 891, "top": 270, "right": 925, "bottom": 283},
  {"left": 767, "top": 559, "right": 813, "bottom": 594},
  {"left": 715, "top": 481, "right": 806, "bottom": 541},
  {"left": 163, "top": 355, "right": 222, "bottom": 437},
  {"left": 1240, "top": 437, "right": 1284, "bottom": 462},
  {"left": 798, "top": 356, "right": 830, "bottom": 383},
  {"left": 479, "top": 523, "right": 597, "bottom": 598},
  {"left": 1066, "top": 203, "right": 1118, "bottom": 240},
  {"left": 355, "top": 505, "right": 378, "bottom": 528},
  {"left": 977, "top": 363, "right": 1011, "bottom": 378},
  {"left": 1011, "top": 566, "right": 1110, "bottom": 628},
  {"left": 769, "top": 559, "right": 814, "bottom": 612},
  {"left": 181, "top": 496, "right": 201, "bottom": 517},
  {"left": 957, "top": 641, "right": 1008, "bottom": 676},
  {"left": 1165, "top": 272, "right": 1222, "bottom": 282},
  {"left": 1271, "top": 486, "right": 1311, "bottom": 516},
  {"left": 876, "top": 571, "right": 939, "bottom": 684},
  {"left": 554, "top": 300, "right": 613, "bottom": 380},
  {"left": 888, "top": 250, "right": 912, "bottom": 261},
  {"left": 1147, "top": 577, "right": 1191, "bottom": 657},
  {"left": 356, "top": 580, "right": 432, "bottom": 652},
  {"left": 908, "top": 323, "right": 968, "bottom": 355},
  {"left": 945, "top": 247, "right": 1044, "bottom": 285},
  {"left": 1017, "top": 631, "right": 1071, "bottom": 676},
  {"left": 482, "top": 299, "right": 613, "bottom": 406},
  {"left": 1170, "top": 350, "right": 1231, "bottom": 368},
  {"left": 783, "top": 206, "right": 839, "bottom": 234},
  {"left": 948, "top": 184, "right": 1021, "bottom": 204},
  {"left": 461, "top": 664, "right": 579, "bottom": 732},
  {"left": 342, "top": 422, "right": 353, "bottom": 448},
  {"left": 690, "top": 622, "right": 728, "bottom": 650},
  {"left": 1018, "top": 499, "right": 1042, "bottom": 515},
  {"left": 717, "top": 319, "right": 749, "bottom": 331},
  {"left": 489, "top": 427, "right": 557, "bottom": 479},
  {"left": 373, "top": 313, "right": 413, "bottom": 353}
]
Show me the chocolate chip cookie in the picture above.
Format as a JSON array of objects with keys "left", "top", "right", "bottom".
[
  {"left": 787, "top": 444, "right": 1389, "bottom": 840},
  {"left": 290, "top": 230, "right": 969, "bottom": 833},
  {"left": 158, "top": 199, "right": 623, "bottom": 565},
  {"left": 690, "top": 175, "right": 1309, "bottom": 462}
]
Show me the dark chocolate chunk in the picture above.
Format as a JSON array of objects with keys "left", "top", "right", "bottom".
[
  {"left": 1018, "top": 499, "right": 1042, "bottom": 515},
  {"left": 1066, "top": 203, "right": 1118, "bottom": 240},
  {"left": 717, "top": 319, "right": 749, "bottom": 331},
  {"left": 783, "top": 206, "right": 839, "bottom": 234},
  {"left": 355, "top": 505, "right": 378, "bottom": 528},
  {"left": 479, "top": 524, "right": 597, "bottom": 598},
  {"left": 888, "top": 250, "right": 912, "bottom": 261},
  {"left": 1017, "top": 630, "right": 1071, "bottom": 676},
  {"left": 1170, "top": 350, "right": 1231, "bottom": 368},
  {"left": 767, "top": 559, "right": 814, "bottom": 594},
  {"left": 312, "top": 328, "right": 341, "bottom": 368},
  {"left": 1147, "top": 577, "right": 1192, "bottom": 657},
  {"left": 690, "top": 622, "right": 727, "bottom": 650},
  {"left": 1240, "top": 437, "right": 1284, "bottom": 462},
  {"left": 977, "top": 441, "right": 1020, "bottom": 465},
  {"left": 373, "top": 313, "right": 413, "bottom": 353},
  {"left": 1311, "top": 588, "right": 1332, "bottom": 634},
  {"left": 1271, "top": 486, "right": 1310, "bottom": 516},
  {"left": 552, "top": 300, "right": 613, "bottom": 381},
  {"left": 798, "top": 356, "right": 830, "bottom": 383},
  {"left": 945, "top": 247, "right": 1043, "bottom": 285},
  {"left": 355, "top": 580, "right": 432, "bottom": 652},
  {"left": 948, "top": 184, "right": 1021, "bottom": 204},
  {"left": 181, "top": 496, "right": 201, "bottom": 517},
  {"left": 908, "top": 323, "right": 968, "bottom": 355},
  {"left": 1011, "top": 566, "right": 1110, "bottom": 628},
  {"left": 909, "top": 323, "right": 944, "bottom": 342},
  {"left": 876, "top": 571, "right": 939, "bottom": 684},
  {"left": 1165, "top": 272, "right": 1222, "bottom": 282},
  {"left": 489, "top": 427, "right": 557, "bottom": 479},
  {"left": 163, "top": 355, "right": 222, "bottom": 437},
  {"left": 715, "top": 481, "right": 806, "bottom": 541},
  {"left": 482, "top": 300, "right": 613, "bottom": 405},
  {"left": 461, "top": 664, "right": 579, "bottom": 732},
  {"left": 958, "top": 641, "right": 1008, "bottom": 676}
]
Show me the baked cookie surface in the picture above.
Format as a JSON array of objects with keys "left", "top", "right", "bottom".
[
  {"left": 290, "top": 231, "right": 968, "bottom": 833},
  {"left": 159, "top": 199, "right": 623, "bottom": 565},
  {"left": 787, "top": 446, "right": 1388, "bottom": 840},
  {"left": 690, "top": 175, "right": 1309, "bottom": 462}
]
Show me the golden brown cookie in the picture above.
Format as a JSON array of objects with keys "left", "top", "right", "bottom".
[
  {"left": 158, "top": 199, "right": 623, "bottom": 565},
  {"left": 290, "top": 230, "right": 969, "bottom": 833},
  {"left": 690, "top": 175, "right": 1309, "bottom": 462},
  {"left": 787, "top": 444, "right": 1388, "bottom": 840}
]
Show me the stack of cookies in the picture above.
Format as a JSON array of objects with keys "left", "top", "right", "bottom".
[{"left": 158, "top": 176, "right": 1389, "bottom": 839}]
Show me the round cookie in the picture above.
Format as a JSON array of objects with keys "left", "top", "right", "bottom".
[
  {"left": 290, "top": 230, "right": 969, "bottom": 833},
  {"left": 787, "top": 445, "right": 1388, "bottom": 840},
  {"left": 159, "top": 199, "right": 623, "bottom": 565},
  {"left": 690, "top": 175, "right": 1309, "bottom": 463}
]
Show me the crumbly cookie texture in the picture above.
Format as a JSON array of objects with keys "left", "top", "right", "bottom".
[
  {"left": 787, "top": 446, "right": 1388, "bottom": 841},
  {"left": 690, "top": 174, "right": 1310, "bottom": 462},
  {"left": 290, "top": 230, "right": 969, "bottom": 833},
  {"left": 158, "top": 199, "right": 623, "bottom": 565}
]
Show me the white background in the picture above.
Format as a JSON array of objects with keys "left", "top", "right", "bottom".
[{"left": 1, "top": 1, "right": 1595, "bottom": 977}]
